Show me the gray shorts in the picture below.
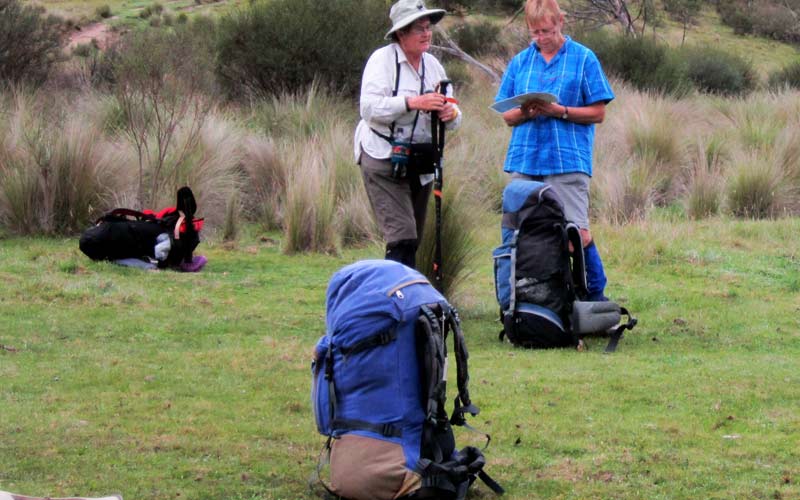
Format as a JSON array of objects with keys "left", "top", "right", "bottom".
[
  {"left": 359, "top": 150, "right": 431, "bottom": 244},
  {"left": 510, "top": 172, "right": 590, "bottom": 229}
]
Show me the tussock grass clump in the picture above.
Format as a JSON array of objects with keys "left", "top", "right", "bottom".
[
  {"left": 685, "top": 138, "right": 727, "bottom": 219},
  {"left": 0, "top": 90, "right": 127, "bottom": 235},
  {"left": 282, "top": 140, "right": 338, "bottom": 254},
  {"left": 162, "top": 112, "right": 245, "bottom": 229},
  {"left": 240, "top": 135, "right": 287, "bottom": 230},
  {"left": 416, "top": 184, "right": 487, "bottom": 300},
  {"left": 726, "top": 151, "right": 782, "bottom": 219},
  {"left": 325, "top": 124, "right": 380, "bottom": 247},
  {"left": 250, "top": 82, "right": 356, "bottom": 139},
  {"left": 712, "top": 94, "right": 786, "bottom": 151}
]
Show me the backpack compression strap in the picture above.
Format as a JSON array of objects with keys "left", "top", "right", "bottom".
[
  {"left": 324, "top": 329, "right": 403, "bottom": 439},
  {"left": 417, "top": 446, "right": 505, "bottom": 499},
  {"left": 604, "top": 307, "right": 638, "bottom": 353},
  {"left": 445, "top": 308, "right": 480, "bottom": 426}
]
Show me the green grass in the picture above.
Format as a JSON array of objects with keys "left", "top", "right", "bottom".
[{"left": 2, "top": 217, "right": 799, "bottom": 499}]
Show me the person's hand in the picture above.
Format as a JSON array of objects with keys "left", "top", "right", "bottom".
[
  {"left": 521, "top": 98, "right": 556, "bottom": 119},
  {"left": 439, "top": 102, "right": 458, "bottom": 122},
  {"left": 407, "top": 93, "right": 447, "bottom": 112}
]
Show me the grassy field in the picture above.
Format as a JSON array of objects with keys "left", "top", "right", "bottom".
[{"left": 1, "top": 216, "right": 799, "bottom": 499}]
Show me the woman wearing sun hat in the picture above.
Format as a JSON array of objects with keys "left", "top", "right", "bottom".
[{"left": 354, "top": 0, "right": 462, "bottom": 270}]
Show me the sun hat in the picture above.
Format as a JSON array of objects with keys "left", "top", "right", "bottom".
[{"left": 385, "top": 0, "right": 446, "bottom": 39}]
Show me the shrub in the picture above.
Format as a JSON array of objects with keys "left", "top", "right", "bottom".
[
  {"left": 139, "top": 6, "right": 152, "bottom": 18},
  {"left": 768, "top": 60, "right": 800, "bottom": 90},
  {"left": 716, "top": 2, "right": 753, "bottom": 35},
  {"left": 469, "top": 0, "right": 523, "bottom": 14},
  {"left": 95, "top": 4, "right": 112, "bottom": 19},
  {"left": 216, "top": 0, "right": 386, "bottom": 98},
  {"left": 751, "top": 3, "right": 800, "bottom": 42},
  {"left": 72, "top": 43, "right": 96, "bottom": 58},
  {"left": 450, "top": 20, "right": 503, "bottom": 57},
  {"left": 442, "top": 60, "right": 472, "bottom": 90},
  {"left": 587, "top": 33, "right": 691, "bottom": 96},
  {"left": 0, "top": 0, "right": 63, "bottom": 86},
  {"left": 680, "top": 45, "right": 757, "bottom": 97}
]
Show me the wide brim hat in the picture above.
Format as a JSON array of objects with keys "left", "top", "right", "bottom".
[{"left": 385, "top": 0, "right": 446, "bottom": 39}]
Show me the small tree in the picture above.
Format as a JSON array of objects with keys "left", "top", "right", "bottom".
[
  {"left": 569, "top": 0, "right": 637, "bottom": 35},
  {"left": 113, "top": 26, "right": 216, "bottom": 209},
  {"left": 664, "top": 0, "right": 702, "bottom": 45},
  {"left": 0, "top": 0, "right": 63, "bottom": 86}
]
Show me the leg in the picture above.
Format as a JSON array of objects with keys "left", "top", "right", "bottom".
[
  {"left": 408, "top": 174, "right": 433, "bottom": 245},
  {"left": 583, "top": 234, "right": 608, "bottom": 301},
  {"left": 359, "top": 150, "right": 419, "bottom": 267},
  {"left": 545, "top": 173, "right": 608, "bottom": 301},
  {"left": 385, "top": 238, "right": 418, "bottom": 268}
]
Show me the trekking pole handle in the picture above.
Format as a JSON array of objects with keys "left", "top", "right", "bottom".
[{"left": 437, "top": 79, "right": 451, "bottom": 98}]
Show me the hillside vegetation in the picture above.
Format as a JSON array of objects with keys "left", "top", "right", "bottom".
[{"left": 2, "top": 1, "right": 800, "bottom": 499}]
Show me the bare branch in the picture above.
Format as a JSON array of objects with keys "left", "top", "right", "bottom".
[{"left": 432, "top": 26, "right": 502, "bottom": 85}]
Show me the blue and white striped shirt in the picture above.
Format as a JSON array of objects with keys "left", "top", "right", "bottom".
[{"left": 495, "top": 36, "right": 614, "bottom": 177}]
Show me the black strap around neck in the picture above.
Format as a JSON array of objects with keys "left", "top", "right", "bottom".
[{"left": 372, "top": 47, "right": 425, "bottom": 145}]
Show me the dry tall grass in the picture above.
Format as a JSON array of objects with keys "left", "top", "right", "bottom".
[
  {"left": 3, "top": 72, "right": 800, "bottom": 260},
  {"left": 0, "top": 89, "right": 128, "bottom": 234},
  {"left": 282, "top": 139, "right": 338, "bottom": 254}
]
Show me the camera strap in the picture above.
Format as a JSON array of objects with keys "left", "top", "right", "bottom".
[{"left": 370, "top": 48, "right": 424, "bottom": 145}]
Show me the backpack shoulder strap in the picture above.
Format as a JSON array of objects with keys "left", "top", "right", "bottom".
[
  {"left": 444, "top": 307, "right": 479, "bottom": 425},
  {"left": 96, "top": 208, "right": 157, "bottom": 224}
]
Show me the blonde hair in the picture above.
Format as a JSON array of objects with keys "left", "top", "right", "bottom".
[{"left": 525, "top": 0, "right": 563, "bottom": 26}]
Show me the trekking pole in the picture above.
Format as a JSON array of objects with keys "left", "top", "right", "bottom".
[{"left": 432, "top": 79, "right": 451, "bottom": 290}]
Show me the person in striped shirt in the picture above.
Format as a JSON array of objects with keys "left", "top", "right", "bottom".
[{"left": 495, "top": 0, "right": 615, "bottom": 301}]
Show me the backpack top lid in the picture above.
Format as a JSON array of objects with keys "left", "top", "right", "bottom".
[
  {"left": 502, "top": 179, "right": 548, "bottom": 215},
  {"left": 325, "top": 260, "right": 446, "bottom": 344}
]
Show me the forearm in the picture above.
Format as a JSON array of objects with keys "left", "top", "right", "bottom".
[
  {"left": 502, "top": 108, "right": 527, "bottom": 127},
  {"left": 557, "top": 103, "right": 606, "bottom": 124}
]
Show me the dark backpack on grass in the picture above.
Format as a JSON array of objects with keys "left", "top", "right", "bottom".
[
  {"left": 79, "top": 186, "right": 203, "bottom": 269},
  {"left": 312, "top": 260, "right": 503, "bottom": 500},
  {"left": 493, "top": 180, "right": 636, "bottom": 352}
]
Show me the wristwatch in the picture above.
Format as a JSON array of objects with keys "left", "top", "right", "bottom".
[{"left": 561, "top": 106, "right": 569, "bottom": 120}]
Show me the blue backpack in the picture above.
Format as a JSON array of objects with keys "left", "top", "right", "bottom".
[
  {"left": 311, "top": 260, "right": 503, "bottom": 500},
  {"left": 493, "top": 180, "right": 636, "bottom": 351}
]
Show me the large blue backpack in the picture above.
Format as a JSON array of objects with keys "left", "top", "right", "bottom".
[
  {"left": 493, "top": 180, "right": 636, "bottom": 351},
  {"left": 311, "top": 260, "right": 502, "bottom": 500}
]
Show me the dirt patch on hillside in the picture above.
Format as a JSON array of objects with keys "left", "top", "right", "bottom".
[{"left": 67, "top": 22, "right": 116, "bottom": 51}]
